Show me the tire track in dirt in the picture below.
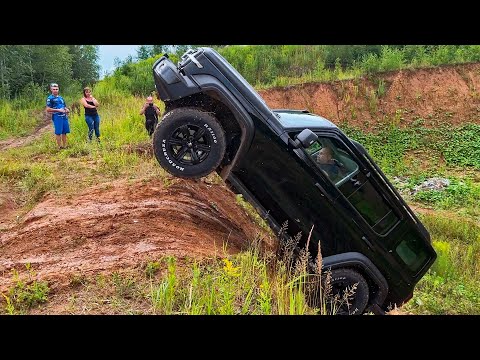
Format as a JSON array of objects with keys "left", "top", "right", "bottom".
[
  {"left": 0, "top": 115, "right": 52, "bottom": 233},
  {"left": 0, "top": 117, "right": 51, "bottom": 151}
]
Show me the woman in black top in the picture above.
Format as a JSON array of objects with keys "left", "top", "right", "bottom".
[{"left": 80, "top": 87, "right": 101, "bottom": 142}]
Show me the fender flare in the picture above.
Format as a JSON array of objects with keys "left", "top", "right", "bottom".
[{"left": 191, "top": 74, "right": 256, "bottom": 179}]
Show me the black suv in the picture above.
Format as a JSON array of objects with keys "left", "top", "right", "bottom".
[{"left": 151, "top": 47, "right": 437, "bottom": 314}]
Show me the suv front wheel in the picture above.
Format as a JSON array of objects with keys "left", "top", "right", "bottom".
[{"left": 153, "top": 107, "right": 226, "bottom": 179}]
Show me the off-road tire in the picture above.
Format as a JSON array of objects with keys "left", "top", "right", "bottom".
[
  {"left": 306, "top": 268, "right": 369, "bottom": 315},
  {"left": 153, "top": 107, "right": 226, "bottom": 179}
]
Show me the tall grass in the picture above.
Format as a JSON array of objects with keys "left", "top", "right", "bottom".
[
  {"left": 0, "top": 99, "right": 43, "bottom": 140},
  {"left": 0, "top": 90, "right": 166, "bottom": 207},
  {"left": 148, "top": 238, "right": 326, "bottom": 315},
  {"left": 145, "top": 225, "right": 359, "bottom": 315},
  {"left": 405, "top": 213, "right": 480, "bottom": 314},
  {"left": 217, "top": 45, "right": 480, "bottom": 89}
]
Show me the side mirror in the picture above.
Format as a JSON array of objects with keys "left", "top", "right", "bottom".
[{"left": 294, "top": 129, "right": 318, "bottom": 148}]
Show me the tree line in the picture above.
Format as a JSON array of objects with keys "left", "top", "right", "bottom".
[
  {"left": 5, "top": 44, "right": 480, "bottom": 102},
  {"left": 101, "top": 45, "right": 480, "bottom": 97},
  {"left": 0, "top": 45, "right": 100, "bottom": 100}
]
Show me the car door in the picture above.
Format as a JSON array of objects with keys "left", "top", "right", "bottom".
[{"left": 301, "top": 133, "right": 407, "bottom": 254}]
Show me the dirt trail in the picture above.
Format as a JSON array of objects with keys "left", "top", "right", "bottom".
[
  {"left": 0, "top": 178, "right": 273, "bottom": 293},
  {"left": 0, "top": 185, "right": 17, "bottom": 232},
  {"left": 0, "top": 117, "right": 51, "bottom": 151}
]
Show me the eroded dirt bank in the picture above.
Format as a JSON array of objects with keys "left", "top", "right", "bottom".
[
  {"left": 0, "top": 178, "right": 271, "bottom": 293},
  {"left": 259, "top": 63, "right": 480, "bottom": 129}
]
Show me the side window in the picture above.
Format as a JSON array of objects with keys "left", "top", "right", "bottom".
[
  {"left": 306, "top": 137, "right": 359, "bottom": 187},
  {"left": 306, "top": 135, "right": 399, "bottom": 235}
]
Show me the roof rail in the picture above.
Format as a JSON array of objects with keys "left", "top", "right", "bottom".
[{"left": 272, "top": 109, "right": 310, "bottom": 113}]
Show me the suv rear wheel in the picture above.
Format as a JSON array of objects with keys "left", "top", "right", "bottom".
[
  {"left": 307, "top": 268, "right": 369, "bottom": 315},
  {"left": 153, "top": 107, "right": 226, "bottom": 179},
  {"left": 328, "top": 268, "right": 369, "bottom": 315}
]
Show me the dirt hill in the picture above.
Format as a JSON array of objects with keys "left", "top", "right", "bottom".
[
  {"left": 0, "top": 177, "right": 274, "bottom": 294},
  {"left": 1, "top": 62, "right": 479, "bottom": 313}
]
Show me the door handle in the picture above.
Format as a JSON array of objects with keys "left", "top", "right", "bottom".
[
  {"left": 361, "top": 235, "right": 375, "bottom": 251},
  {"left": 315, "top": 182, "right": 334, "bottom": 203},
  {"left": 350, "top": 177, "right": 362, "bottom": 187}
]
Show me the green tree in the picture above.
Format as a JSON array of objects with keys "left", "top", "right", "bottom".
[
  {"left": 31, "top": 45, "right": 73, "bottom": 89},
  {"left": 152, "top": 45, "right": 169, "bottom": 55},
  {"left": 69, "top": 45, "right": 100, "bottom": 86},
  {"left": 0, "top": 45, "right": 34, "bottom": 98},
  {"left": 175, "top": 45, "right": 191, "bottom": 56},
  {"left": 137, "top": 45, "right": 153, "bottom": 60}
]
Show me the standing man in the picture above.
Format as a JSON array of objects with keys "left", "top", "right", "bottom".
[
  {"left": 140, "top": 96, "right": 161, "bottom": 136},
  {"left": 46, "top": 83, "right": 70, "bottom": 149}
]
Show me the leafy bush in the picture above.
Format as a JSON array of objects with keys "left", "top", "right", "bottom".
[{"left": 440, "top": 124, "right": 480, "bottom": 168}]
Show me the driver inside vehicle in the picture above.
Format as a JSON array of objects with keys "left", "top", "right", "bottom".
[{"left": 316, "top": 146, "right": 345, "bottom": 181}]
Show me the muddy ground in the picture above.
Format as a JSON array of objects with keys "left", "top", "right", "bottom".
[{"left": 0, "top": 177, "right": 273, "bottom": 294}]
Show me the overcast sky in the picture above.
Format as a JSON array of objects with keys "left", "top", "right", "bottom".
[{"left": 98, "top": 45, "right": 139, "bottom": 78}]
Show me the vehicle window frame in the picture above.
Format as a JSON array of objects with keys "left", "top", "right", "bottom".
[
  {"left": 304, "top": 133, "right": 363, "bottom": 187},
  {"left": 310, "top": 147, "right": 360, "bottom": 187},
  {"left": 295, "top": 130, "right": 402, "bottom": 236}
]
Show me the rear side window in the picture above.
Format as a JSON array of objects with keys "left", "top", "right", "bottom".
[
  {"left": 395, "top": 232, "right": 431, "bottom": 275},
  {"left": 347, "top": 186, "right": 399, "bottom": 233}
]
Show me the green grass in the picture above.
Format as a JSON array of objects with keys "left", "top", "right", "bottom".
[
  {"left": 0, "top": 92, "right": 167, "bottom": 209},
  {"left": 0, "top": 98, "right": 45, "bottom": 140},
  {"left": 405, "top": 271, "right": 480, "bottom": 314},
  {"left": 2, "top": 264, "right": 50, "bottom": 315},
  {"left": 219, "top": 45, "right": 480, "bottom": 89},
  {"left": 144, "top": 235, "right": 356, "bottom": 315},
  {"left": 412, "top": 178, "right": 480, "bottom": 210},
  {"left": 440, "top": 124, "right": 480, "bottom": 167},
  {"left": 0, "top": 244, "right": 335, "bottom": 315},
  {"left": 405, "top": 213, "right": 480, "bottom": 314}
]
